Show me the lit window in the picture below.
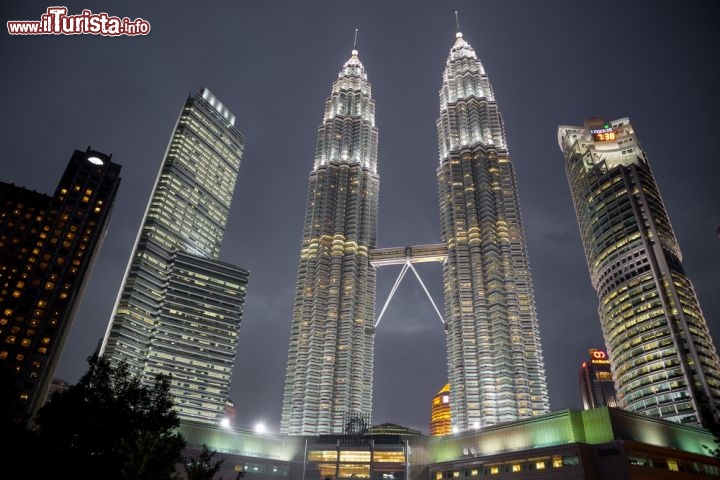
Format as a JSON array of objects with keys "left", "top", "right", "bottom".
[
  {"left": 512, "top": 464, "right": 521, "bottom": 472},
  {"left": 535, "top": 462, "right": 545, "bottom": 470}
]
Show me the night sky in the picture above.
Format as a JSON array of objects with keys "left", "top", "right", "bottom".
[{"left": 2, "top": 1, "right": 719, "bottom": 434}]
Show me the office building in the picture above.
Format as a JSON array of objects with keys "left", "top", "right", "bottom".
[
  {"left": 280, "top": 46, "right": 380, "bottom": 435},
  {"left": 436, "top": 29, "right": 550, "bottom": 430},
  {"left": 101, "top": 88, "right": 249, "bottom": 426},
  {"left": 0, "top": 148, "right": 121, "bottom": 424},
  {"left": 579, "top": 348, "right": 618, "bottom": 410},
  {"left": 431, "top": 383, "right": 451, "bottom": 436},
  {"left": 559, "top": 116, "right": 720, "bottom": 426}
]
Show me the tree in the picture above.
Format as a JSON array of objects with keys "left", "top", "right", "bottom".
[
  {"left": 696, "top": 389, "right": 720, "bottom": 460},
  {"left": 27, "top": 353, "right": 186, "bottom": 480},
  {"left": 183, "top": 443, "right": 225, "bottom": 480}
]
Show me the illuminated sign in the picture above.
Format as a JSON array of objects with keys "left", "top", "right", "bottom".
[
  {"left": 590, "top": 125, "right": 616, "bottom": 142},
  {"left": 589, "top": 348, "right": 610, "bottom": 364}
]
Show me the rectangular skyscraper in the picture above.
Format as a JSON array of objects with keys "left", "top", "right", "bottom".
[
  {"left": 101, "top": 88, "right": 249, "bottom": 426},
  {"left": 559, "top": 117, "right": 720, "bottom": 426},
  {"left": 436, "top": 30, "right": 550, "bottom": 432},
  {"left": 0, "top": 148, "right": 121, "bottom": 425},
  {"left": 281, "top": 48, "right": 379, "bottom": 435},
  {"left": 579, "top": 348, "right": 618, "bottom": 410}
]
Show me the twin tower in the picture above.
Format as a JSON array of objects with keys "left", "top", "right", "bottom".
[
  {"left": 281, "top": 26, "right": 720, "bottom": 435},
  {"left": 281, "top": 30, "right": 551, "bottom": 435}
]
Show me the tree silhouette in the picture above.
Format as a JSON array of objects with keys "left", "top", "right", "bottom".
[
  {"left": 695, "top": 389, "right": 720, "bottom": 460},
  {"left": 26, "top": 353, "right": 186, "bottom": 480},
  {"left": 183, "top": 443, "right": 225, "bottom": 480}
]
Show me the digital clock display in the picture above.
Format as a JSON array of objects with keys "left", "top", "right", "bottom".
[
  {"left": 593, "top": 131, "right": 616, "bottom": 142},
  {"left": 590, "top": 125, "right": 616, "bottom": 142}
]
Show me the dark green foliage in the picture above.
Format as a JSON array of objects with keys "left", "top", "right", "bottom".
[
  {"left": 183, "top": 443, "right": 225, "bottom": 480},
  {"left": 25, "top": 353, "right": 186, "bottom": 480},
  {"left": 696, "top": 390, "right": 720, "bottom": 460}
]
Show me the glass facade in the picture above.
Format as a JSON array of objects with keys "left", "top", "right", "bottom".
[
  {"left": 101, "top": 88, "right": 249, "bottom": 426},
  {"left": 306, "top": 438, "right": 407, "bottom": 480},
  {"left": 436, "top": 31, "right": 549, "bottom": 431},
  {"left": 281, "top": 49, "right": 379, "bottom": 435},
  {"left": 559, "top": 117, "right": 720, "bottom": 426},
  {"left": 0, "top": 148, "right": 121, "bottom": 424}
]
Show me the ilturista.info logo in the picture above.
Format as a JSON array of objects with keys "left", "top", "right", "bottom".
[{"left": 7, "top": 7, "right": 150, "bottom": 36}]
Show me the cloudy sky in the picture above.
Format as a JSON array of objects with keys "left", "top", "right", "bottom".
[{"left": 2, "top": 1, "right": 719, "bottom": 434}]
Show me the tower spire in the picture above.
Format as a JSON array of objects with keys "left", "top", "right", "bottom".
[
  {"left": 454, "top": 10, "right": 461, "bottom": 33},
  {"left": 353, "top": 28, "right": 359, "bottom": 55},
  {"left": 281, "top": 25, "right": 379, "bottom": 436},
  {"left": 437, "top": 21, "right": 550, "bottom": 431}
]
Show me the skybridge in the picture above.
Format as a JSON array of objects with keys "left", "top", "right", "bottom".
[{"left": 369, "top": 243, "right": 448, "bottom": 329}]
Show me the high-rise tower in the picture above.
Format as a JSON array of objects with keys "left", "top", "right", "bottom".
[
  {"left": 559, "top": 116, "right": 720, "bottom": 426},
  {"left": 579, "top": 348, "right": 618, "bottom": 410},
  {"left": 281, "top": 47, "right": 379, "bottom": 435},
  {"left": 101, "top": 88, "right": 249, "bottom": 426},
  {"left": 436, "top": 30, "right": 550, "bottom": 430},
  {"left": 0, "top": 148, "right": 121, "bottom": 425}
]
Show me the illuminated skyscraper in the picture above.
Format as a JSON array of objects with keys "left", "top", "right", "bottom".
[
  {"left": 430, "top": 383, "right": 451, "bottom": 436},
  {"left": 0, "top": 148, "right": 121, "bottom": 425},
  {"left": 559, "top": 116, "right": 720, "bottom": 426},
  {"left": 281, "top": 47, "right": 379, "bottom": 435},
  {"left": 101, "top": 88, "right": 249, "bottom": 426},
  {"left": 436, "top": 30, "right": 550, "bottom": 430},
  {"left": 579, "top": 348, "right": 618, "bottom": 410}
]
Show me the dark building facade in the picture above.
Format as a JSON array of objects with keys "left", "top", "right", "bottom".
[
  {"left": 579, "top": 348, "right": 618, "bottom": 410},
  {"left": 0, "top": 148, "right": 121, "bottom": 424}
]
